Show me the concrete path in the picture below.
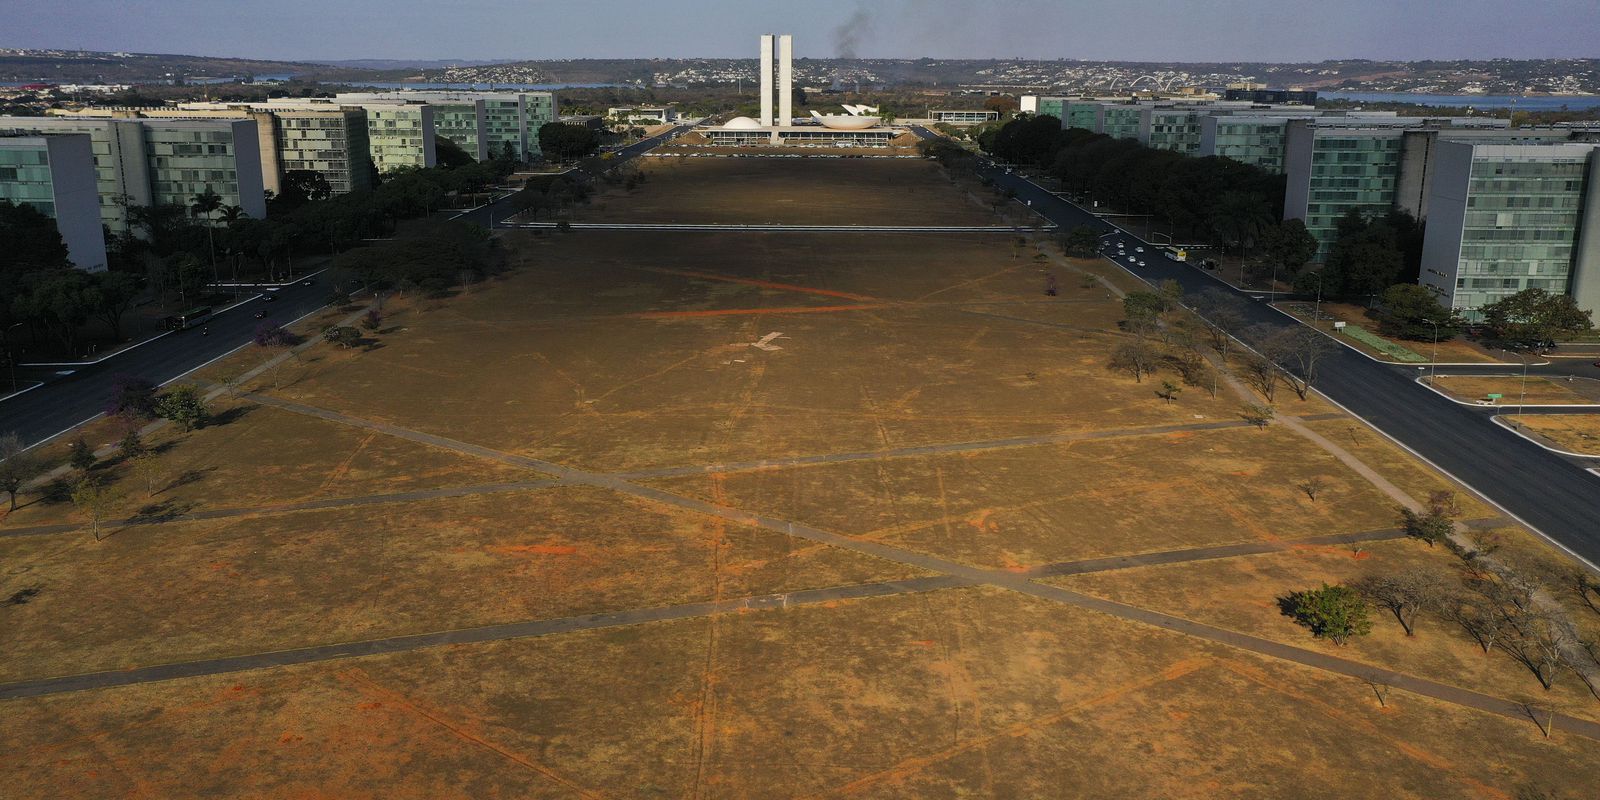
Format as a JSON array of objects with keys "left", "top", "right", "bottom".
[
  {"left": 503, "top": 222, "right": 1051, "bottom": 233},
  {"left": 615, "top": 418, "right": 1335, "bottom": 480},
  {"left": 0, "top": 480, "right": 564, "bottom": 539}
]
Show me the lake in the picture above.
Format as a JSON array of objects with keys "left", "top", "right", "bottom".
[{"left": 1321, "top": 91, "right": 1600, "bottom": 111}]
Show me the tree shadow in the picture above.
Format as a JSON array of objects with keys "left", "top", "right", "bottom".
[
  {"left": 5, "top": 587, "right": 41, "bottom": 606},
  {"left": 209, "top": 405, "right": 255, "bottom": 427},
  {"left": 161, "top": 467, "right": 214, "bottom": 494},
  {"left": 126, "top": 499, "right": 196, "bottom": 526}
]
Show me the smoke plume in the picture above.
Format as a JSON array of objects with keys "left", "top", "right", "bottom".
[{"left": 833, "top": 5, "right": 876, "bottom": 58}]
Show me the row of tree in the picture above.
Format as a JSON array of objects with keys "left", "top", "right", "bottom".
[{"left": 2, "top": 154, "right": 527, "bottom": 360}]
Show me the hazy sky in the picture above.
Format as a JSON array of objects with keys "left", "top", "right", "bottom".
[{"left": 7, "top": 0, "right": 1599, "bottom": 62}]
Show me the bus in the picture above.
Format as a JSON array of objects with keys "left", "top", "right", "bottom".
[
  {"left": 1164, "top": 247, "right": 1188, "bottom": 263},
  {"left": 164, "top": 306, "right": 213, "bottom": 331}
]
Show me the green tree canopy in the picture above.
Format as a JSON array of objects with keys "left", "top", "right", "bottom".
[{"left": 1479, "top": 288, "right": 1594, "bottom": 348}]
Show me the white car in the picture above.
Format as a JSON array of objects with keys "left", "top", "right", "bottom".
[
  {"left": 1138, "top": 260, "right": 1147, "bottom": 267},
  {"left": 1135, "top": 246, "right": 1145, "bottom": 253},
  {"left": 1126, "top": 255, "right": 1137, "bottom": 263}
]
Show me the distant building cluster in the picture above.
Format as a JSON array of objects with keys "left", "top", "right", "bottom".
[
  {"left": 1023, "top": 94, "right": 1600, "bottom": 317},
  {"left": 0, "top": 90, "right": 558, "bottom": 271}
]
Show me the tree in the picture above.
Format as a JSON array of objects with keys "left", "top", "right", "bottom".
[
  {"left": 218, "top": 205, "right": 248, "bottom": 227},
  {"left": 916, "top": 137, "right": 972, "bottom": 168},
  {"left": 155, "top": 385, "right": 208, "bottom": 431},
  {"left": 1260, "top": 326, "right": 1335, "bottom": 400},
  {"left": 1254, "top": 219, "right": 1319, "bottom": 285},
  {"left": 275, "top": 169, "right": 334, "bottom": 209},
  {"left": 1191, "top": 288, "right": 1246, "bottom": 359},
  {"left": 1240, "top": 402, "right": 1275, "bottom": 429},
  {"left": 1297, "top": 475, "right": 1326, "bottom": 502},
  {"left": 1501, "top": 611, "right": 1577, "bottom": 690},
  {"left": 1355, "top": 569, "right": 1444, "bottom": 636},
  {"left": 1122, "top": 290, "right": 1169, "bottom": 327},
  {"left": 434, "top": 137, "right": 476, "bottom": 168},
  {"left": 1479, "top": 288, "right": 1594, "bottom": 349},
  {"left": 0, "top": 198, "right": 72, "bottom": 271},
  {"left": 118, "top": 429, "right": 146, "bottom": 461},
  {"left": 85, "top": 270, "right": 140, "bottom": 342},
  {"left": 1239, "top": 352, "right": 1280, "bottom": 402},
  {"left": 71, "top": 476, "right": 117, "bottom": 541},
  {"left": 1281, "top": 583, "right": 1372, "bottom": 644},
  {"left": 537, "top": 122, "right": 600, "bottom": 163},
  {"left": 0, "top": 433, "right": 41, "bottom": 512},
  {"left": 1061, "top": 225, "right": 1100, "bottom": 258},
  {"left": 190, "top": 189, "right": 224, "bottom": 280},
  {"left": 1108, "top": 340, "right": 1158, "bottom": 383},
  {"left": 131, "top": 448, "right": 163, "bottom": 498},
  {"left": 1400, "top": 491, "right": 1459, "bottom": 547},
  {"left": 18, "top": 269, "right": 94, "bottom": 354},
  {"left": 360, "top": 309, "right": 382, "bottom": 331},
  {"left": 104, "top": 374, "right": 158, "bottom": 423},
  {"left": 68, "top": 436, "right": 96, "bottom": 473},
  {"left": 1155, "top": 379, "right": 1182, "bottom": 404},
  {"left": 1376, "top": 284, "right": 1463, "bottom": 341},
  {"left": 323, "top": 326, "right": 361, "bottom": 348},
  {"left": 1309, "top": 210, "right": 1410, "bottom": 303}
]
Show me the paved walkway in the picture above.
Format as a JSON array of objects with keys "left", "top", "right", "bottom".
[
  {"left": 0, "top": 523, "right": 1428, "bottom": 702},
  {"left": 0, "top": 480, "right": 564, "bottom": 539}
]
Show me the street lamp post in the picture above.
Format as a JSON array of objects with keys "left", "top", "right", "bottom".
[
  {"left": 2, "top": 322, "right": 22, "bottom": 393},
  {"left": 1311, "top": 271, "right": 1325, "bottom": 323},
  {"left": 1518, "top": 347, "right": 1532, "bottom": 416},
  {"left": 1428, "top": 319, "right": 1442, "bottom": 385}
]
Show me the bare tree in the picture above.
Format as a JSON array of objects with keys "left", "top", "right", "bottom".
[
  {"left": 1501, "top": 611, "right": 1576, "bottom": 690},
  {"left": 1261, "top": 327, "right": 1336, "bottom": 400},
  {"left": 1108, "top": 341, "right": 1158, "bottom": 383},
  {"left": 1571, "top": 569, "right": 1600, "bottom": 617},
  {"left": 70, "top": 477, "right": 117, "bottom": 541},
  {"left": 1240, "top": 403, "right": 1275, "bottom": 429},
  {"left": 1240, "top": 353, "right": 1280, "bottom": 402},
  {"left": 1297, "top": 475, "right": 1327, "bottom": 502},
  {"left": 0, "top": 433, "right": 41, "bottom": 512},
  {"left": 1191, "top": 288, "right": 1246, "bottom": 359},
  {"left": 1363, "top": 673, "right": 1393, "bottom": 708},
  {"left": 1355, "top": 569, "right": 1444, "bottom": 636}
]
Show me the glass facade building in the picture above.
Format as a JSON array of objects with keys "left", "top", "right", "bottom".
[
  {"left": 1142, "top": 109, "right": 1204, "bottom": 155},
  {"left": 1200, "top": 116, "right": 1290, "bottom": 173},
  {"left": 1284, "top": 125, "right": 1407, "bottom": 258},
  {"left": 361, "top": 105, "right": 436, "bottom": 173},
  {"left": 275, "top": 110, "right": 373, "bottom": 194},
  {"left": 0, "top": 133, "right": 108, "bottom": 269},
  {"left": 1420, "top": 142, "right": 1600, "bottom": 317}
]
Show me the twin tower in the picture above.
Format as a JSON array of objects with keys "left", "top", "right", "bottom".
[{"left": 759, "top": 34, "right": 793, "bottom": 127}]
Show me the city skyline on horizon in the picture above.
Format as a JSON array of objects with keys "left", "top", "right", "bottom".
[{"left": 6, "top": 0, "right": 1599, "bottom": 64}]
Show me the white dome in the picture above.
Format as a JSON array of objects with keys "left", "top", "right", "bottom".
[{"left": 722, "top": 116, "right": 764, "bottom": 130}]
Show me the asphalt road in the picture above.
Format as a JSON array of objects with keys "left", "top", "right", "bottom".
[
  {"left": 912, "top": 127, "right": 1600, "bottom": 569},
  {"left": 0, "top": 126, "right": 695, "bottom": 452},
  {"left": 0, "top": 279, "right": 331, "bottom": 449}
]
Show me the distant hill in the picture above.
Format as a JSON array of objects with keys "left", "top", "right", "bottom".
[
  {"left": 307, "top": 58, "right": 523, "bottom": 70},
  {"left": 3, "top": 49, "right": 1596, "bottom": 96}
]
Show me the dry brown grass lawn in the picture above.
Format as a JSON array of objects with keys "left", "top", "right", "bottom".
[
  {"left": 644, "top": 424, "right": 1403, "bottom": 570},
  {"left": 0, "top": 484, "right": 924, "bottom": 682},
  {"left": 578, "top": 156, "right": 1005, "bottom": 226},
  {"left": 1427, "top": 375, "right": 1599, "bottom": 406},
  {"left": 1504, "top": 413, "right": 1600, "bottom": 455},
  {"left": 3, "top": 587, "right": 1597, "bottom": 799},
  {"left": 1049, "top": 537, "right": 1600, "bottom": 724},
  {"left": 2, "top": 154, "right": 1596, "bottom": 798}
]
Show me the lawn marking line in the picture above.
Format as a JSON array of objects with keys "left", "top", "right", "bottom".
[
  {"left": 1490, "top": 414, "right": 1600, "bottom": 459},
  {"left": 626, "top": 265, "right": 881, "bottom": 303},
  {"left": 337, "top": 668, "right": 608, "bottom": 800},
  {"left": 0, "top": 480, "right": 566, "bottom": 539},
  {"left": 803, "top": 658, "right": 1211, "bottom": 799},
  {"left": 204, "top": 393, "right": 1600, "bottom": 739},
  {"left": 613, "top": 419, "right": 1269, "bottom": 480},
  {"left": 626, "top": 304, "right": 889, "bottom": 320},
  {"left": 907, "top": 263, "right": 1024, "bottom": 303},
  {"left": 0, "top": 577, "right": 973, "bottom": 701}
]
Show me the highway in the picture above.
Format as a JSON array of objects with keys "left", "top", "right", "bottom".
[
  {"left": 0, "top": 124, "right": 693, "bottom": 453},
  {"left": 909, "top": 127, "right": 1600, "bottom": 569}
]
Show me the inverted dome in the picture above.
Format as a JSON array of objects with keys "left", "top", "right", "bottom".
[
  {"left": 813, "top": 114, "right": 881, "bottom": 130},
  {"left": 722, "top": 116, "right": 764, "bottom": 130}
]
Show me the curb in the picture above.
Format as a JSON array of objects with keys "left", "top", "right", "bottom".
[
  {"left": 19, "top": 292, "right": 266, "bottom": 368},
  {"left": 1412, "top": 374, "right": 1600, "bottom": 410},
  {"left": 1491, "top": 415, "right": 1600, "bottom": 459}
]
